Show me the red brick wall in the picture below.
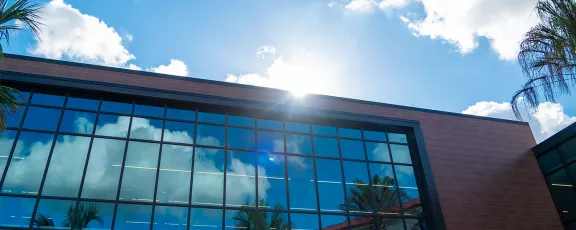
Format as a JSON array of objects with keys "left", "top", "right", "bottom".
[{"left": 0, "top": 57, "right": 562, "bottom": 230}]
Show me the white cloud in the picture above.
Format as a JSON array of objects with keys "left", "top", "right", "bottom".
[
  {"left": 345, "top": 0, "right": 378, "bottom": 12},
  {"left": 255, "top": 45, "right": 277, "bottom": 60},
  {"left": 379, "top": 0, "right": 409, "bottom": 9},
  {"left": 30, "top": 0, "right": 135, "bottom": 67},
  {"left": 125, "top": 34, "right": 133, "bottom": 42},
  {"left": 148, "top": 59, "right": 189, "bottom": 77},
  {"left": 462, "top": 101, "right": 576, "bottom": 142},
  {"left": 127, "top": 63, "right": 142, "bottom": 71},
  {"left": 399, "top": 16, "right": 410, "bottom": 23}
]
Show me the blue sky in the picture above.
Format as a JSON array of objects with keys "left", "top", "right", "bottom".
[{"left": 6, "top": 0, "right": 576, "bottom": 142}]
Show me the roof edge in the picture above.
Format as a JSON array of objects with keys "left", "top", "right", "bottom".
[{"left": 533, "top": 122, "right": 576, "bottom": 156}]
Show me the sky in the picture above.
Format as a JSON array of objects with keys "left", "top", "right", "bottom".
[{"left": 5, "top": 0, "right": 576, "bottom": 143}]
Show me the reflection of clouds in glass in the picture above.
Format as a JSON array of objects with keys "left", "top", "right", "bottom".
[{"left": 367, "top": 142, "right": 390, "bottom": 162}]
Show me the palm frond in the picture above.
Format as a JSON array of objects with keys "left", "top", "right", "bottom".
[
  {"left": 33, "top": 212, "right": 55, "bottom": 227},
  {"left": 0, "top": 84, "right": 20, "bottom": 131},
  {"left": 0, "top": 0, "right": 43, "bottom": 57}
]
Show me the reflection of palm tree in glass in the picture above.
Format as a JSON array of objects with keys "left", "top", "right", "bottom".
[
  {"left": 232, "top": 199, "right": 291, "bottom": 230},
  {"left": 34, "top": 203, "right": 104, "bottom": 229},
  {"left": 340, "top": 175, "right": 410, "bottom": 213}
]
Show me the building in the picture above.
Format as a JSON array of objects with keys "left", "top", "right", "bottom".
[
  {"left": 0, "top": 54, "right": 562, "bottom": 230},
  {"left": 533, "top": 122, "right": 576, "bottom": 229}
]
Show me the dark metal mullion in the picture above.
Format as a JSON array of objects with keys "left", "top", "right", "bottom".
[
  {"left": 28, "top": 95, "right": 69, "bottom": 229},
  {"left": 221, "top": 113, "right": 229, "bottom": 230},
  {"left": 361, "top": 129, "right": 376, "bottom": 218},
  {"left": 385, "top": 132, "right": 407, "bottom": 229},
  {"left": 149, "top": 105, "right": 168, "bottom": 230},
  {"left": 309, "top": 124, "right": 322, "bottom": 230},
  {"left": 335, "top": 128, "right": 351, "bottom": 229},
  {"left": 254, "top": 117, "right": 260, "bottom": 228},
  {"left": 283, "top": 122, "right": 292, "bottom": 230},
  {"left": 187, "top": 109, "right": 199, "bottom": 230},
  {"left": 110, "top": 101, "right": 136, "bottom": 230}
]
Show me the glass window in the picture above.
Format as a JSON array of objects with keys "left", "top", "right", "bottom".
[
  {"left": 538, "top": 149, "right": 563, "bottom": 174},
  {"left": 134, "top": 104, "right": 165, "bottom": 117},
  {"left": 312, "top": 125, "right": 336, "bottom": 136},
  {"left": 290, "top": 213, "right": 318, "bottom": 230},
  {"left": 95, "top": 114, "right": 130, "bottom": 138},
  {"left": 258, "top": 131, "right": 284, "bottom": 153},
  {"left": 286, "top": 134, "right": 312, "bottom": 155},
  {"left": 261, "top": 211, "right": 288, "bottom": 230},
  {"left": 558, "top": 137, "right": 576, "bottom": 164},
  {"left": 42, "top": 135, "right": 91, "bottom": 197},
  {"left": 34, "top": 199, "right": 75, "bottom": 229},
  {"left": 546, "top": 169, "right": 576, "bottom": 221},
  {"left": 163, "top": 121, "right": 195, "bottom": 144},
  {"left": 30, "top": 93, "right": 65, "bottom": 107},
  {"left": 166, "top": 108, "right": 195, "bottom": 121},
  {"left": 286, "top": 122, "right": 309, "bottom": 133},
  {"left": 7, "top": 108, "right": 24, "bottom": 128},
  {"left": 339, "top": 128, "right": 362, "bottom": 139},
  {"left": 2, "top": 132, "right": 54, "bottom": 195},
  {"left": 380, "top": 218, "right": 404, "bottom": 229},
  {"left": 340, "top": 140, "right": 365, "bottom": 160},
  {"left": 0, "top": 131, "right": 17, "bottom": 179},
  {"left": 321, "top": 215, "right": 347, "bottom": 229},
  {"left": 366, "top": 142, "right": 391, "bottom": 162},
  {"left": 153, "top": 206, "right": 188, "bottom": 230},
  {"left": 114, "top": 204, "right": 152, "bottom": 230},
  {"left": 197, "top": 125, "right": 225, "bottom": 147},
  {"left": 363, "top": 130, "right": 386, "bottom": 142},
  {"left": 370, "top": 163, "right": 400, "bottom": 215},
  {"left": 100, "top": 100, "right": 132, "bottom": 114},
  {"left": 23, "top": 106, "right": 61, "bottom": 131},
  {"left": 198, "top": 112, "right": 225, "bottom": 124},
  {"left": 390, "top": 144, "right": 412, "bottom": 164},
  {"left": 82, "top": 138, "right": 126, "bottom": 200},
  {"left": 77, "top": 202, "right": 115, "bottom": 230},
  {"left": 405, "top": 219, "right": 426, "bottom": 229},
  {"left": 228, "top": 115, "right": 254, "bottom": 128},
  {"left": 388, "top": 133, "right": 408, "bottom": 144},
  {"left": 343, "top": 161, "right": 370, "bottom": 213},
  {"left": 226, "top": 151, "right": 256, "bottom": 207},
  {"left": 120, "top": 142, "right": 160, "bottom": 202},
  {"left": 349, "top": 217, "right": 377, "bottom": 229},
  {"left": 15, "top": 91, "right": 30, "bottom": 103},
  {"left": 287, "top": 156, "right": 317, "bottom": 211},
  {"left": 224, "top": 210, "right": 255, "bottom": 229},
  {"left": 0, "top": 196, "right": 35, "bottom": 228},
  {"left": 228, "top": 128, "right": 255, "bottom": 150},
  {"left": 130, "top": 117, "right": 163, "bottom": 141},
  {"left": 395, "top": 166, "right": 421, "bottom": 216},
  {"left": 192, "top": 148, "right": 225, "bottom": 206},
  {"left": 258, "top": 119, "right": 283, "bottom": 131},
  {"left": 567, "top": 162, "right": 576, "bottom": 186},
  {"left": 316, "top": 159, "right": 344, "bottom": 213},
  {"left": 66, "top": 97, "right": 99, "bottom": 110},
  {"left": 313, "top": 137, "right": 339, "bottom": 158},
  {"left": 189, "top": 208, "right": 222, "bottom": 230},
  {"left": 258, "top": 153, "right": 287, "bottom": 210},
  {"left": 156, "top": 144, "right": 192, "bottom": 204},
  {"left": 59, "top": 110, "right": 96, "bottom": 134}
]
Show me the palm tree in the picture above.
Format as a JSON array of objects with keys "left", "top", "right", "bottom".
[
  {"left": 34, "top": 203, "right": 104, "bottom": 229},
  {"left": 512, "top": 0, "right": 576, "bottom": 119},
  {"left": 33, "top": 212, "right": 54, "bottom": 227},
  {"left": 232, "top": 200, "right": 291, "bottom": 230},
  {"left": 0, "top": 0, "right": 43, "bottom": 131},
  {"left": 340, "top": 175, "right": 410, "bottom": 214}
]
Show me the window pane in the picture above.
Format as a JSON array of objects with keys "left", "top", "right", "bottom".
[
  {"left": 192, "top": 148, "right": 225, "bottom": 206},
  {"left": 258, "top": 153, "right": 287, "bottom": 210},
  {"left": 290, "top": 213, "right": 318, "bottom": 230},
  {"left": 78, "top": 202, "right": 115, "bottom": 230},
  {"left": 228, "top": 115, "right": 254, "bottom": 128},
  {"left": 42, "top": 135, "right": 91, "bottom": 197},
  {"left": 0, "top": 131, "right": 17, "bottom": 179},
  {"left": 95, "top": 114, "right": 130, "bottom": 138},
  {"left": 380, "top": 218, "right": 404, "bottom": 230},
  {"left": 34, "top": 199, "right": 75, "bottom": 229},
  {"left": 538, "top": 149, "right": 563, "bottom": 174},
  {"left": 130, "top": 117, "right": 163, "bottom": 141},
  {"left": 349, "top": 217, "right": 376, "bottom": 229},
  {"left": 114, "top": 204, "right": 152, "bottom": 230},
  {"left": 157, "top": 144, "right": 192, "bottom": 204},
  {"left": 363, "top": 130, "right": 386, "bottom": 142},
  {"left": 66, "top": 97, "right": 99, "bottom": 110},
  {"left": 153, "top": 206, "right": 188, "bottom": 230},
  {"left": 343, "top": 161, "right": 370, "bottom": 213},
  {"left": 164, "top": 121, "right": 195, "bottom": 144},
  {"left": 258, "top": 131, "right": 284, "bottom": 153},
  {"left": 388, "top": 133, "right": 408, "bottom": 144},
  {"left": 395, "top": 166, "right": 421, "bottom": 216},
  {"left": 340, "top": 139, "right": 365, "bottom": 160},
  {"left": 198, "top": 112, "right": 225, "bottom": 124},
  {"left": 228, "top": 128, "right": 255, "bottom": 150},
  {"left": 339, "top": 128, "right": 361, "bottom": 139},
  {"left": 120, "top": 142, "right": 160, "bottom": 202},
  {"left": 7, "top": 108, "right": 24, "bottom": 128},
  {"left": 30, "top": 93, "right": 65, "bottom": 107},
  {"left": 286, "top": 122, "right": 309, "bottom": 133},
  {"left": 313, "top": 137, "right": 339, "bottom": 158},
  {"left": 546, "top": 169, "right": 576, "bottom": 221},
  {"left": 258, "top": 119, "right": 283, "bottom": 131},
  {"left": 2, "top": 132, "right": 54, "bottom": 195},
  {"left": 568, "top": 162, "right": 576, "bottom": 186},
  {"left": 23, "top": 106, "right": 61, "bottom": 131},
  {"left": 390, "top": 144, "right": 412, "bottom": 164},
  {"left": 286, "top": 134, "right": 312, "bottom": 155},
  {"left": 134, "top": 104, "right": 165, "bottom": 117},
  {"left": 197, "top": 125, "right": 225, "bottom": 147},
  {"left": 59, "top": 110, "right": 96, "bottom": 134},
  {"left": 16, "top": 91, "right": 30, "bottom": 103},
  {"left": 559, "top": 137, "right": 576, "bottom": 164},
  {"left": 316, "top": 159, "right": 344, "bottom": 212},
  {"left": 225, "top": 210, "right": 255, "bottom": 229},
  {"left": 321, "top": 215, "right": 347, "bottom": 229},
  {"left": 0, "top": 196, "right": 34, "bottom": 228},
  {"left": 405, "top": 219, "right": 426, "bottom": 229},
  {"left": 312, "top": 125, "right": 336, "bottom": 136},
  {"left": 189, "top": 208, "right": 222, "bottom": 230},
  {"left": 166, "top": 108, "right": 195, "bottom": 121},
  {"left": 370, "top": 163, "right": 400, "bottom": 215},
  {"left": 366, "top": 142, "right": 391, "bottom": 162},
  {"left": 287, "top": 156, "right": 317, "bottom": 211},
  {"left": 82, "top": 138, "right": 125, "bottom": 200},
  {"left": 101, "top": 100, "right": 132, "bottom": 114},
  {"left": 261, "top": 212, "right": 288, "bottom": 230},
  {"left": 226, "top": 151, "right": 256, "bottom": 207}
]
